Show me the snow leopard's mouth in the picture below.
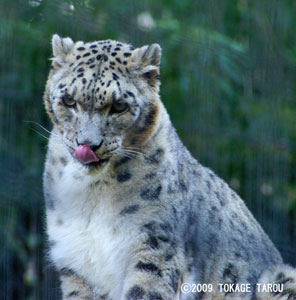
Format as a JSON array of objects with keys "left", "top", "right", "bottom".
[
  {"left": 74, "top": 145, "right": 100, "bottom": 164},
  {"left": 73, "top": 144, "right": 110, "bottom": 168}
]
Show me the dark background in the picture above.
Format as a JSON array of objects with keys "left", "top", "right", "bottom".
[{"left": 0, "top": 0, "right": 295, "bottom": 299}]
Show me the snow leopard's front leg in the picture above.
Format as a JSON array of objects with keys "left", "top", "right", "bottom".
[
  {"left": 59, "top": 268, "right": 94, "bottom": 300},
  {"left": 122, "top": 222, "right": 184, "bottom": 300}
]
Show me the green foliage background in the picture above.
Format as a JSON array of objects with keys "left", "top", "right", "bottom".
[{"left": 0, "top": 0, "right": 295, "bottom": 299}]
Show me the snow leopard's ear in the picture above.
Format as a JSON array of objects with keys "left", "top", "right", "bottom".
[
  {"left": 51, "top": 34, "right": 74, "bottom": 68},
  {"left": 131, "top": 44, "right": 162, "bottom": 88},
  {"left": 133, "top": 44, "right": 162, "bottom": 67}
]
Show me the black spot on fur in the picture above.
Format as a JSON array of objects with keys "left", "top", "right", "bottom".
[
  {"left": 60, "top": 267, "right": 75, "bottom": 277},
  {"left": 45, "top": 191, "right": 55, "bottom": 210},
  {"left": 126, "top": 285, "right": 145, "bottom": 300},
  {"left": 59, "top": 157, "right": 67, "bottom": 166},
  {"left": 111, "top": 52, "right": 117, "bottom": 57},
  {"left": 120, "top": 204, "right": 140, "bottom": 215},
  {"left": 169, "top": 269, "right": 180, "bottom": 293},
  {"left": 275, "top": 272, "right": 285, "bottom": 281},
  {"left": 205, "top": 232, "right": 219, "bottom": 254},
  {"left": 160, "top": 222, "right": 173, "bottom": 233},
  {"left": 77, "top": 47, "right": 85, "bottom": 51},
  {"left": 67, "top": 291, "right": 79, "bottom": 297},
  {"left": 92, "top": 49, "right": 98, "bottom": 54},
  {"left": 99, "top": 294, "right": 109, "bottom": 300},
  {"left": 143, "top": 221, "right": 172, "bottom": 235},
  {"left": 142, "top": 221, "right": 172, "bottom": 248},
  {"left": 144, "top": 173, "right": 156, "bottom": 180},
  {"left": 77, "top": 67, "right": 84, "bottom": 73},
  {"left": 223, "top": 263, "right": 238, "bottom": 284},
  {"left": 116, "top": 57, "right": 122, "bottom": 63},
  {"left": 112, "top": 73, "right": 119, "bottom": 80},
  {"left": 219, "top": 197, "right": 226, "bottom": 206},
  {"left": 87, "top": 80, "right": 93, "bottom": 90},
  {"left": 142, "top": 221, "right": 157, "bottom": 233},
  {"left": 124, "top": 52, "right": 132, "bottom": 57},
  {"left": 165, "top": 254, "right": 173, "bottom": 261},
  {"left": 70, "top": 78, "right": 77, "bottom": 85},
  {"left": 126, "top": 91, "right": 135, "bottom": 97},
  {"left": 148, "top": 292, "right": 163, "bottom": 300},
  {"left": 49, "top": 154, "right": 56, "bottom": 165},
  {"left": 87, "top": 57, "right": 95, "bottom": 64},
  {"left": 135, "top": 261, "right": 162, "bottom": 277},
  {"left": 48, "top": 240, "right": 56, "bottom": 248},
  {"left": 179, "top": 179, "right": 188, "bottom": 192},
  {"left": 218, "top": 217, "right": 223, "bottom": 229},
  {"left": 117, "top": 171, "right": 132, "bottom": 183},
  {"left": 145, "top": 148, "right": 164, "bottom": 164},
  {"left": 114, "top": 157, "right": 131, "bottom": 168},
  {"left": 206, "top": 180, "right": 211, "bottom": 190},
  {"left": 140, "top": 185, "right": 162, "bottom": 201},
  {"left": 58, "top": 83, "right": 66, "bottom": 89},
  {"left": 143, "top": 70, "right": 155, "bottom": 80},
  {"left": 146, "top": 235, "right": 159, "bottom": 249},
  {"left": 167, "top": 184, "right": 175, "bottom": 194},
  {"left": 83, "top": 52, "right": 90, "bottom": 57}
]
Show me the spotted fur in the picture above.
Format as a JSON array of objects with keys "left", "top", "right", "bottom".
[{"left": 43, "top": 35, "right": 296, "bottom": 300}]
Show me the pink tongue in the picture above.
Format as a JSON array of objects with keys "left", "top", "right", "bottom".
[{"left": 74, "top": 145, "right": 100, "bottom": 164}]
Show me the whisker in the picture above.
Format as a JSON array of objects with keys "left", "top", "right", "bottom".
[
  {"left": 121, "top": 150, "right": 142, "bottom": 156},
  {"left": 24, "top": 120, "right": 59, "bottom": 137},
  {"left": 121, "top": 148, "right": 148, "bottom": 158},
  {"left": 121, "top": 148, "right": 147, "bottom": 155},
  {"left": 29, "top": 128, "right": 50, "bottom": 140},
  {"left": 114, "top": 152, "right": 134, "bottom": 159},
  {"left": 118, "top": 149, "right": 138, "bottom": 157},
  {"left": 29, "top": 128, "right": 64, "bottom": 146},
  {"left": 121, "top": 146, "right": 144, "bottom": 151},
  {"left": 117, "top": 149, "right": 136, "bottom": 157},
  {"left": 24, "top": 121, "right": 51, "bottom": 135}
]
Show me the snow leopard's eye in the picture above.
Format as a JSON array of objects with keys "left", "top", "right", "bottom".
[
  {"left": 62, "top": 94, "right": 76, "bottom": 108},
  {"left": 110, "top": 100, "right": 129, "bottom": 114}
]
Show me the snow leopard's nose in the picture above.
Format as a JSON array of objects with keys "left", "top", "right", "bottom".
[{"left": 76, "top": 138, "right": 103, "bottom": 152}]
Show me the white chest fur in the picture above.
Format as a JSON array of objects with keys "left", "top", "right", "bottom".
[{"left": 46, "top": 162, "right": 133, "bottom": 299}]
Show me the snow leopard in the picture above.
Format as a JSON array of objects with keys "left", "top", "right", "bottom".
[{"left": 43, "top": 34, "right": 296, "bottom": 300}]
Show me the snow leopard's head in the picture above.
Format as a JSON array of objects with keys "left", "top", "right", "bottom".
[{"left": 44, "top": 35, "right": 163, "bottom": 168}]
